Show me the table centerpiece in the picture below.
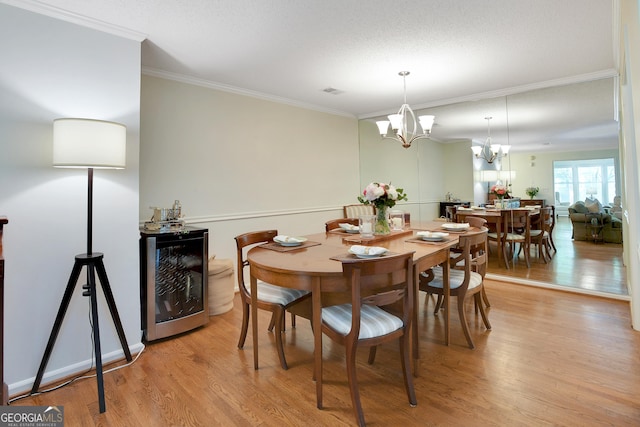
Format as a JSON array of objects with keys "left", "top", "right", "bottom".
[
  {"left": 491, "top": 184, "right": 510, "bottom": 209},
  {"left": 357, "top": 182, "right": 407, "bottom": 235}
]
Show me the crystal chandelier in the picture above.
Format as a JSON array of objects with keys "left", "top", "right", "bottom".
[
  {"left": 376, "top": 71, "right": 435, "bottom": 149},
  {"left": 471, "top": 116, "right": 511, "bottom": 164}
]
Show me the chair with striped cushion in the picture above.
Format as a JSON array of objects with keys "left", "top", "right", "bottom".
[
  {"left": 235, "top": 230, "right": 311, "bottom": 370},
  {"left": 420, "top": 229, "right": 491, "bottom": 349},
  {"left": 343, "top": 204, "right": 375, "bottom": 218},
  {"left": 325, "top": 217, "right": 359, "bottom": 232},
  {"left": 318, "top": 252, "right": 416, "bottom": 427}
]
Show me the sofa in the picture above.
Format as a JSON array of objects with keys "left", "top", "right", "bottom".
[{"left": 568, "top": 200, "right": 623, "bottom": 243}]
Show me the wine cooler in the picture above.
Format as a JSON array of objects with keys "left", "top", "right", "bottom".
[{"left": 140, "top": 226, "right": 208, "bottom": 341}]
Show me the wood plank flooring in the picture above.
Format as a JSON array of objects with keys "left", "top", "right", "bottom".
[
  {"left": 486, "top": 216, "right": 627, "bottom": 296},
  {"left": 13, "top": 281, "right": 640, "bottom": 426}
]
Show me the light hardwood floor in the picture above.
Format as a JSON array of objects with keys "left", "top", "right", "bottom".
[
  {"left": 486, "top": 216, "right": 627, "bottom": 296},
  {"left": 13, "top": 280, "right": 640, "bottom": 426}
]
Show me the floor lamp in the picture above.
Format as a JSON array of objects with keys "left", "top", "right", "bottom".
[{"left": 31, "top": 118, "right": 132, "bottom": 413}]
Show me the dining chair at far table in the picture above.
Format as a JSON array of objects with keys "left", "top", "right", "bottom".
[
  {"left": 527, "top": 206, "right": 553, "bottom": 263},
  {"left": 503, "top": 209, "right": 532, "bottom": 268},
  {"left": 419, "top": 229, "right": 491, "bottom": 349},
  {"left": 325, "top": 217, "right": 359, "bottom": 232},
  {"left": 234, "top": 230, "right": 311, "bottom": 370},
  {"left": 318, "top": 251, "right": 416, "bottom": 427},
  {"left": 549, "top": 205, "right": 558, "bottom": 252}
]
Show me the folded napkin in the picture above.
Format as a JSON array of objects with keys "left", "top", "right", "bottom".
[
  {"left": 274, "top": 235, "right": 306, "bottom": 243},
  {"left": 416, "top": 231, "right": 449, "bottom": 239},
  {"left": 339, "top": 223, "right": 360, "bottom": 231},
  {"left": 442, "top": 222, "right": 470, "bottom": 230},
  {"left": 349, "top": 245, "right": 387, "bottom": 256}
]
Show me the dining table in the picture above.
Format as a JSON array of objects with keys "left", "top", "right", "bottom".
[
  {"left": 246, "top": 221, "right": 465, "bottom": 406},
  {"left": 455, "top": 207, "right": 540, "bottom": 268}
]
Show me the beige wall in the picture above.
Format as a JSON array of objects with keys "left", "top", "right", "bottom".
[
  {"left": 358, "top": 119, "right": 453, "bottom": 222},
  {"left": 506, "top": 149, "right": 620, "bottom": 207},
  {"left": 140, "top": 75, "right": 360, "bottom": 261}
]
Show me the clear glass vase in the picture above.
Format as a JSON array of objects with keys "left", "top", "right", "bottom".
[{"left": 374, "top": 205, "right": 391, "bottom": 235}]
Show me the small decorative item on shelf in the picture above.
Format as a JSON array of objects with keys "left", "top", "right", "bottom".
[
  {"left": 358, "top": 182, "right": 407, "bottom": 235},
  {"left": 526, "top": 186, "right": 540, "bottom": 199}
]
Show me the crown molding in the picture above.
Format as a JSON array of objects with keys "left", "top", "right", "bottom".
[
  {"left": 360, "top": 69, "right": 620, "bottom": 120},
  {"left": 142, "top": 67, "right": 356, "bottom": 119},
  {"left": 3, "top": 0, "right": 147, "bottom": 42}
]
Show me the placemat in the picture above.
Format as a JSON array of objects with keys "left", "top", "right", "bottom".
[
  {"left": 342, "top": 229, "right": 413, "bottom": 244},
  {"left": 405, "top": 237, "right": 456, "bottom": 246},
  {"left": 328, "top": 228, "right": 360, "bottom": 236},
  {"left": 260, "top": 241, "right": 321, "bottom": 252}
]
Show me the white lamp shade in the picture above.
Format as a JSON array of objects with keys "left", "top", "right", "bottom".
[
  {"left": 418, "top": 115, "right": 435, "bottom": 133},
  {"left": 53, "top": 118, "right": 126, "bottom": 169},
  {"left": 376, "top": 120, "right": 390, "bottom": 135},
  {"left": 501, "top": 144, "right": 511, "bottom": 155},
  {"left": 471, "top": 146, "right": 482, "bottom": 156},
  {"left": 388, "top": 113, "right": 404, "bottom": 131}
]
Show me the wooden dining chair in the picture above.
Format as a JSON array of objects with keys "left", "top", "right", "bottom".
[
  {"left": 465, "top": 216, "right": 487, "bottom": 229},
  {"left": 325, "top": 217, "right": 359, "bottom": 232},
  {"left": 549, "top": 205, "right": 558, "bottom": 252},
  {"left": 419, "top": 229, "right": 491, "bottom": 349},
  {"left": 450, "top": 216, "right": 491, "bottom": 310},
  {"left": 234, "top": 230, "right": 311, "bottom": 370},
  {"left": 318, "top": 252, "right": 416, "bottom": 427},
  {"left": 503, "top": 209, "right": 532, "bottom": 268},
  {"left": 528, "top": 206, "right": 553, "bottom": 263},
  {"left": 445, "top": 205, "right": 457, "bottom": 222},
  {"left": 343, "top": 204, "right": 375, "bottom": 218}
]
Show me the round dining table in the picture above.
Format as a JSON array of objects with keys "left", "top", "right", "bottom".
[{"left": 247, "top": 222, "right": 462, "bottom": 407}]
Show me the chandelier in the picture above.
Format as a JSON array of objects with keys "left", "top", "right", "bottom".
[
  {"left": 376, "top": 71, "right": 435, "bottom": 149},
  {"left": 471, "top": 116, "right": 511, "bottom": 164}
]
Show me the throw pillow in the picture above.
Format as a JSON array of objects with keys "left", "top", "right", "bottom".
[
  {"left": 571, "top": 201, "right": 589, "bottom": 214},
  {"left": 585, "top": 198, "right": 603, "bottom": 213}
]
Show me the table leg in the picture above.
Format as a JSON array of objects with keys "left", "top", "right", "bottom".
[
  {"left": 412, "top": 267, "right": 420, "bottom": 376},
  {"left": 312, "top": 278, "right": 323, "bottom": 409},
  {"left": 250, "top": 274, "right": 258, "bottom": 370},
  {"left": 443, "top": 258, "right": 450, "bottom": 346}
]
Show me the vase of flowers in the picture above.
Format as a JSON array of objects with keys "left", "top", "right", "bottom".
[
  {"left": 526, "top": 186, "right": 540, "bottom": 199},
  {"left": 490, "top": 184, "right": 510, "bottom": 208},
  {"left": 358, "top": 182, "right": 407, "bottom": 235}
]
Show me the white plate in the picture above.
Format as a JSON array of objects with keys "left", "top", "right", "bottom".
[
  {"left": 441, "top": 222, "right": 470, "bottom": 230},
  {"left": 349, "top": 252, "right": 387, "bottom": 259},
  {"left": 274, "top": 236, "right": 307, "bottom": 246},
  {"left": 416, "top": 231, "right": 449, "bottom": 241},
  {"left": 348, "top": 245, "right": 387, "bottom": 258}
]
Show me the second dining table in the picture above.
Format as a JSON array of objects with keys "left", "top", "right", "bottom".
[
  {"left": 246, "top": 221, "right": 470, "bottom": 406},
  {"left": 456, "top": 207, "right": 540, "bottom": 268}
]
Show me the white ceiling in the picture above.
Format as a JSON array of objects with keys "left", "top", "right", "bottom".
[{"left": 8, "top": 0, "right": 620, "bottom": 153}]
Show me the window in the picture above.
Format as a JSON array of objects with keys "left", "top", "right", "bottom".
[{"left": 553, "top": 158, "right": 618, "bottom": 206}]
